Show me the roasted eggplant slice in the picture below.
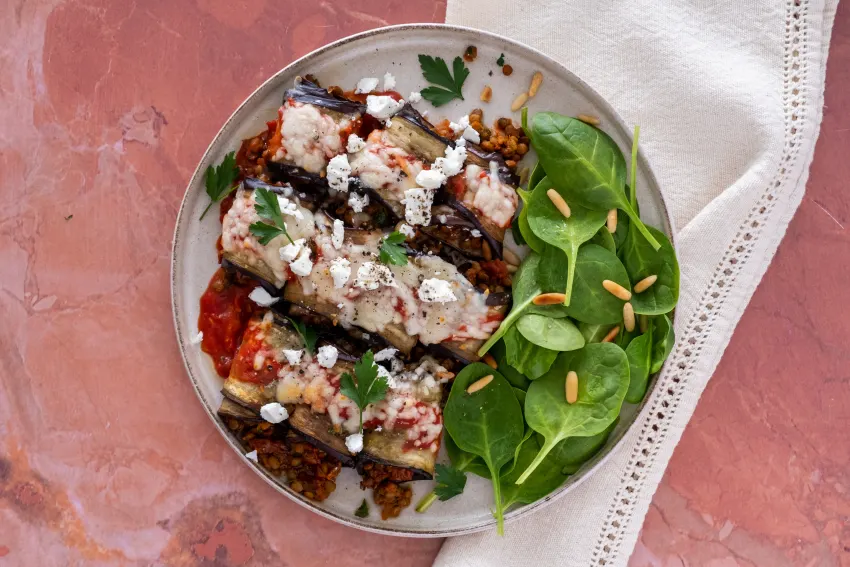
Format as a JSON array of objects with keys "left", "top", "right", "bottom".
[
  {"left": 217, "top": 397, "right": 264, "bottom": 423},
  {"left": 288, "top": 406, "right": 355, "bottom": 467},
  {"left": 357, "top": 429, "right": 435, "bottom": 480}
]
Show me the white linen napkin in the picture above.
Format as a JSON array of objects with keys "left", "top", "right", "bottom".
[{"left": 438, "top": 1, "right": 839, "bottom": 565}]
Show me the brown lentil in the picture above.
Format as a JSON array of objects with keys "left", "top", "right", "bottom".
[
  {"left": 464, "top": 45, "right": 478, "bottom": 62},
  {"left": 502, "top": 64, "right": 514, "bottom": 76}
]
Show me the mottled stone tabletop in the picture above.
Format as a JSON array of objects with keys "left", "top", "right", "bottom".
[{"left": 1, "top": 1, "right": 847, "bottom": 566}]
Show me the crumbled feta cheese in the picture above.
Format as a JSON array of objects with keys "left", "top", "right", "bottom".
[
  {"left": 249, "top": 286, "right": 279, "bottom": 307},
  {"left": 438, "top": 214, "right": 447, "bottom": 224},
  {"left": 419, "top": 278, "right": 457, "bottom": 303},
  {"left": 463, "top": 126, "right": 481, "bottom": 144},
  {"left": 383, "top": 72, "right": 396, "bottom": 90},
  {"left": 415, "top": 168, "right": 447, "bottom": 190},
  {"left": 385, "top": 119, "right": 393, "bottom": 128},
  {"left": 346, "top": 133, "right": 366, "bottom": 153},
  {"left": 337, "top": 303, "right": 344, "bottom": 309},
  {"left": 355, "top": 77, "right": 379, "bottom": 94},
  {"left": 329, "top": 257, "right": 351, "bottom": 289},
  {"left": 408, "top": 91, "right": 422, "bottom": 103},
  {"left": 398, "top": 223, "right": 415, "bottom": 238},
  {"left": 190, "top": 331, "right": 204, "bottom": 345},
  {"left": 354, "top": 262, "right": 397, "bottom": 290},
  {"left": 376, "top": 364, "right": 393, "bottom": 381},
  {"left": 348, "top": 192, "right": 369, "bottom": 213},
  {"left": 332, "top": 219, "right": 344, "bottom": 250},
  {"left": 327, "top": 154, "right": 351, "bottom": 192},
  {"left": 434, "top": 144, "right": 467, "bottom": 177},
  {"left": 279, "top": 238, "right": 305, "bottom": 262},
  {"left": 374, "top": 347, "right": 399, "bottom": 362},
  {"left": 345, "top": 433, "right": 363, "bottom": 454},
  {"left": 375, "top": 425, "right": 383, "bottom": 432},
  {"left": 260, "top": 402, "right": 289, "bottom": 423},
  {"left": 450, "top": 115, "right": 469, "bottom": 135},
  {"left": 455, "top": 137, "right": 467, "bottom": 147},
  {"left": 277, "top": 195, "right": 304, "bottom": 219},
  {"left": 366, "top": 95, "right": 404, "bottom": 120},
  {"left": 282, "top": 349, "right": 303, "bottom": 366},
  {"left": 489, "top": 160, "right": 501, "bottom": 180},
  {"left": 471, "top": 229, "right": 482, "bottom": 238},
  {"left": 317, "top": 345, "right": 338, "bottom": 368},
  {"left": 245, "top": 450, "right": 258, "bottom": 462},
  {"left": 403, "top": 188, "right": 434, "bottom": 225},
  {"left": 289, "top": 247, "right": 313, "bottom": 277}
]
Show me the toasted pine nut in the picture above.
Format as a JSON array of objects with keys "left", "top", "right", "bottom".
[
  {"left": 602, "top": 326, "right": 620, "bottom": 343},
  {"left": 577, "top": 114, "right": 600, "bottom": 126},
  {"left": 528, "top": 72, "right": 544, "bottom": 97},
  {"left": 480, "top": 85, "right": 492, "bottom": 103},
  {"left": 467, "top": 375, "right": 494, "bottom": 394},
  {"left": 639, "top": 314, "right": 649, "bottom": 333},
  {"left": 482, "top": 353, "right": 498, "bottom": 369},
  {"left": 634, "top": 275, "right": 658, "bottom": 293},
  {"left": 623, "top": 302, "right": 636, "bottom": 332},
  {"left": 606, "top": 209, "right": 618, "bottom": 233},
  {"left": 502, "top": 247, "right": 521, "bottom": 267},
  {"left": 533, "top": 292, "right": 567, "bottom": 305},
  {"left": 546, "top": 189, "right": 572, "bottom": 219},
  {"left": 506, "top": 264, "right": 518, "bottom": 273},
  {"left": 511, "top": 92, "right": 529, "bottom": 112},
  {"left": 602, "top": 280, "right": 632, "bottom": 301},
  {"left": 565, "top": 371, "right": 579, "bottom": 404}
]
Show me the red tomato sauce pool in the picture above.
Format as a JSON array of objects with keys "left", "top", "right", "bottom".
[{"left": 198, "top": 268, "right": 258, "bottom": 377}]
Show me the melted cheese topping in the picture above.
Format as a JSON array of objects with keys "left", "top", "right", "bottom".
[
  {"left": 272, "top": 100, "right": 355, "bottom": 173},
  {"left": 348, "top": 129, "right": 424, "bottom": 210},
  {"left": 221, "top": 189, "right": 316, "bottom": 287},
  {"left": 461, "top": 164, "right": 519, "bottom": 229}
]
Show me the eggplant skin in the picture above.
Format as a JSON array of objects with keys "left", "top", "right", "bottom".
[
  {"left": 284, "top": 77, "right": 365, "bottom": 115},
  {"left": 357, "top": 429, "right": 435, "bottom": 480},
  {"left": 288, "top": 406, "right": 356, "bottom": 467},
  {"left": 218, "top": 397, "right": 264, "bottom": 423}
]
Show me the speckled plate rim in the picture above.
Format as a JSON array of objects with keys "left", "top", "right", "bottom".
[{"left": 171, "top": 22, "right": 676, "bottom": 538}]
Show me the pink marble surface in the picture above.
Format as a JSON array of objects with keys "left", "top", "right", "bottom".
[{"left": 1, "top": 1, "right": 847, "bottom": 566}]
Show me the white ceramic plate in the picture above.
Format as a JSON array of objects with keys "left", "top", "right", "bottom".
[{"left": 171, "top": 24, "right": 672, "bottom": 537}]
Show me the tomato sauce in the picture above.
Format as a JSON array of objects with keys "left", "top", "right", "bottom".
[
  {"left": 198, "top": 268, "right": 258, "bottom": 377},
  {"left": 229, "top": 321, "right": 283, "bottom": 385}
]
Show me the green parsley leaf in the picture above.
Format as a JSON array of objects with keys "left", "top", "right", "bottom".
[
  {"left": 286, "top": 317, "right": 318, "bottom": 355},
  {"left": 249, "top": 187, "right": 294, "bottom": 245},
  {"left": 200, "top": 151, "right": 240, "bottom": 220},
  {"left": 339, "top": 351, "right": 388, "bottom": 429},
  {"left": 496, "top": 53, "right": 505, "bottom": 67},
  {"left": 379, "top": 231, "right": 409, "bottom": 266},
  {"left": 433, "top": 463, "right": 467, "bottom": 501},
  {"left": 418, "top": 55, "right": 469, "bottom": 107},
  {"left": 64, "top": 214, "right": 73, "bottom": 221},
  {"left": 354, "top": 499, "right": 370, "bottom": 518}
]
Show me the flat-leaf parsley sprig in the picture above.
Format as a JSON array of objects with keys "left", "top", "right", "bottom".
[
  {"left": 200, "top": 151, "right": 240, "bottom": 220},
  {"left": 249, "top": 187, "right": 295, "bottom": 245},
  {"left": 379, "top": 231, "right": 408, "bottom": 266},
  {"left": 418, "top": 55, "right": 470, "bottom": 107},
  {"left": 415, "top": 463, "right": 468, "bottom": 513},
  {"left": 286, "top": 317, "right": 318, "bottom": 355},
  {"left": 339, "top": 351, "right": 389, "bottom": 431}
]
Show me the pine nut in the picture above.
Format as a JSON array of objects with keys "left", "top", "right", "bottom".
[
  {"left": 602, "top": 326, "right": 620, "bottom": 343},
  {"left": 528, "top": 72, "right": 544, "bottom": 97},
  {"left": 467, "top": 375, "right": 494, "bottom": 394},
  {"left": 480, "top": 85, "right": 492, "bottom": 103},
  {"left": 577, "top": 114, "right": 600, "bottom": 126},
  {"left": 634, "top": 275, "right": 658, "bottom": 293},
  {"left": 482, "top": 353, "right": 498, "bottom": 369},
  {"left": 502, "top": 247, "right": 521, "bottom": 267},
  {"left": 639, "top": 314, "right": 649, "bottom": 333},
  {"left": 532, "top": 292, "right": 567, "bottom": 305},
  {"left": 565, "top": 371, "right": 579, "bottom": 404},
  {"left": 506, "top": 264, "right": 518, "bottom": 273},
  {"left": 602, "top": 280, "right": 632, "bottom": 301},
  {"left": 546, "top": 189, "right": 572, "bottom": 219},
  {"left": 606, "top": 209, "right": 618, "bottom": 233},
  {"left": 511, "top": 92, "right": 529, "bottom": 112},
  {"left": 623, "top": 302, "right": 636, "bottom": 332}
]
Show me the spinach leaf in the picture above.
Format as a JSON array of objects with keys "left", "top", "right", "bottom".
[
  {"left": 511, "top": 217, "right": 526, "bottom": 247},
  {"left": 579, "top": 322, "right": 613, "bottom": 344},
  {"left": 625, "top": 328, "right": 653, "bottom": 403},
  {"left": 516, "top": 342, "right": 629, "bottom": 483},
  {"left": 504, "top": 326, "right": 558, "bottom": 380},
  {"left": 517, "top": 188, "right": 545, "bottom": 253},
  {"left": 650, "top": 314, "right": 674, "bottom": 373},
  {"left": 513, "top": 387, "right": 527, "bottom": 410},
  {"left": 517, "top": 314, "right": 585, "bottom": 352},
  {"left": 591, "top": 226, "right": 616, "bottom": 253},
  {"left": 445, "top": 433, "right": 491, "bottom": 479},
  {"left": 621, "top": 225, "right": 679, "bottom": 315},
  {"left": 612, "top": 209, "right": 630, "bottom": 252},
  {"left": 550, "top": 419, "right": 617, "bottom": 475},
  {"left": 527, "top": 176, "right": 607, "bottom": 305},
  {"left": 528, "top": 161, "right": 546, "bottom": 192},
  {"left": 477, "top": 252, "right": 542, "bottom": 356},
  {"left": 529, "top": 111, "right": 661, "bottom": 251},
  {"left": 526, "top": 303, "right": 571, "bottom": 318},
  {"left": 541, "top": 244, "right": 631, "bottom": 325},
  {"left": 501, "top": 435, "right": 568, "bottom": 508},
  {"left": 444, "top": 363, "right": 524, "bottom": 535},
  {"left": 490, "top": 340, "right": 530, "bottom": 390}
]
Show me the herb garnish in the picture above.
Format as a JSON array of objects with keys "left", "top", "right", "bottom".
[
  {"left": 496, "top": 53, "right": 505, "bottom": 67},
  {"left": 249, "top": 187, "right": 295, "bottom": 245},
  {"left": 354, "top": 499, "right": 370, "bottom": 518},
  {"left": 286, "top": 317, "right": 318, "bottom": 355},
  {"left": 418, "top": 55, "right": 470, "bottom": 107},
  {"left": 433, "top": 464, "right": 467, "bottom": 501},
  {"left": 64, "top": 214, "right": 73, "bottom": 221},
  {"left": 200, "top": 151, "right": 239, "bottom": 220},
  {"left": 339, "top": 351, "right": 389, "bottom": 430},
  {"left": 379, "top": 231, "right": 408, "bottom": 266}
]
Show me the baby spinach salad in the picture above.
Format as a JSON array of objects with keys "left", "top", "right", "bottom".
[{"left": 418, "top": 111, "right": 680, "bottom": 535}]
